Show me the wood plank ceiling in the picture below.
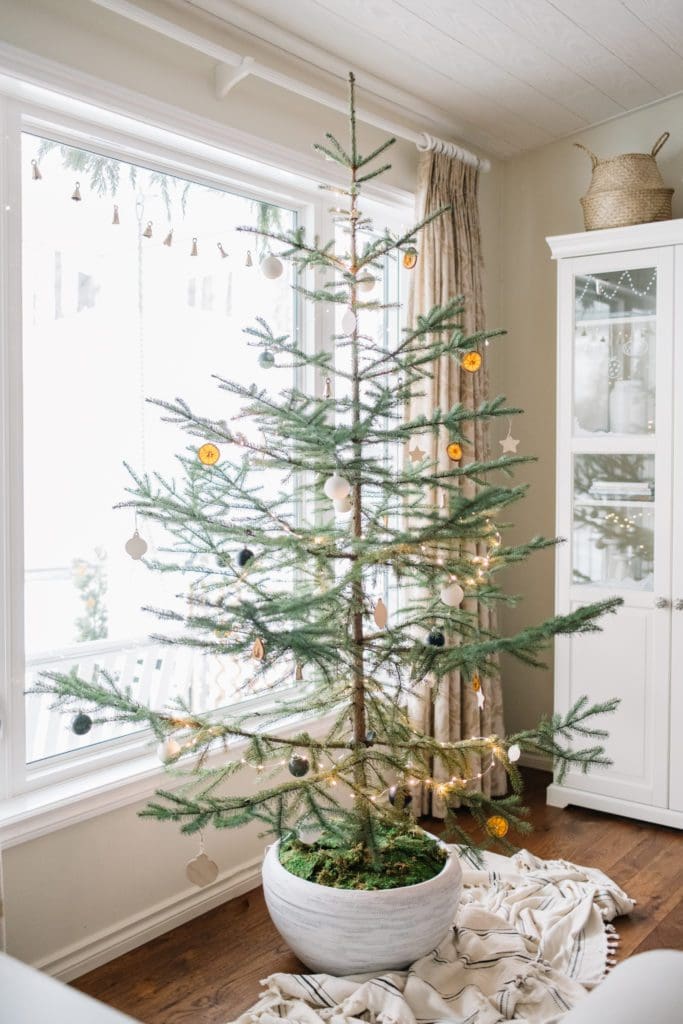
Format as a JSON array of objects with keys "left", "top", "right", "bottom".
[{"left": 181, "top": 0, "right": 683, "bottom": 158}]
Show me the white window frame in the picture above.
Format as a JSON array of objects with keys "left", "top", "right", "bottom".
[{"left": 0, "top": 52, "right": 413, "bottom": 841}]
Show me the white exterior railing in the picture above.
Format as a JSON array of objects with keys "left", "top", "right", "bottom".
[{"left": 24, "top": 637, "right": 224, "bottom": 764}]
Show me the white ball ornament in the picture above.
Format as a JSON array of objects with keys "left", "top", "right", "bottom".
[
  {"left": 260, "top": 254, "right": 284, "bottom": 279},
  {"left": 440, "top": 580, "right": 465, "bottom": 607},
  {"left": 324, "top": 472, "right": 351, "bottom": 500},
  {"left": 333, "top": 495, "right": 352, "bottom": 514},
  {"left": 341, "top": 309, "right": 357, "bottom": 334},
  {"left": 508, "top": 743, "right": 521, "bottom": 763},
  {"left": 157, "top": 737, "right": 181, "bottom": 762},
  {"left": 358, "top": 274, "right": 375, "bottom": 293}
]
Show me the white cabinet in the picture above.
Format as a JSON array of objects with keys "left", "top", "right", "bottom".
[{"left": 547, "top": 220, "right": 683, "bottom": 829}]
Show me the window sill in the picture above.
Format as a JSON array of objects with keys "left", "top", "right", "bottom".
[
  {"left": 0, "top": 709, "right": 336, "bottom": 849},
  {"left": 0, "top": 749, "right": 177, "bottom": 849}
]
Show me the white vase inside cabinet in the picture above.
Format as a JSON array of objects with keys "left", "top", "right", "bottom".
[{"left": 547, "top": 220, "right": 683, "bottom": 830}]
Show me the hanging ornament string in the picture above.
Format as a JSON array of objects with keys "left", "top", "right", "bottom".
[
  {"left": 126, "top": 196, "right": 149, "bottom": 560},
  {"left": 186, "top": 830, "right": 219, "bottom": 887},
  {"left": 576, "top": 268, "right": 657, "bottom": 303}
]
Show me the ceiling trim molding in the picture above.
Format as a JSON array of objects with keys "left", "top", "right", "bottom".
[
  {"left": 178, "top": 0, "right": 503, "bottom": 159},
  {"left": 89, "top": 0, "right": 499, "bottom": 164}
]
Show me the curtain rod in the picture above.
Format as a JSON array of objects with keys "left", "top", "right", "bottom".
[
  {"left": 89, "top": 0, "right": 491, "bottom": 174},
  {"left": 415, "top": 132, "right": 491, "bottom": 172}
]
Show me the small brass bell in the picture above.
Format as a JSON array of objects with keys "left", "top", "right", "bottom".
[
  {"left": 163, "top": 228, "right": 173, "bottom": 247},
  {"left": 245, "top": 250, "right": 253, "bottom": 267},
  {"left": 217, "top": 242, "right": 228, "bottom": 258},
  {"left": 142, "top": 220, "right": 153, "bottom": 238},
  {"left": 71, "top": 181, "right": 82, "bottom": 201},
  {"left": 31, "top": 159, "right": 42, "bottom": 181},
  {"left": 190, "top": 237, "right": 198, "bottom": 256},
  {"left": 112, "top": 204, "right": 120, "bottom": 225}
]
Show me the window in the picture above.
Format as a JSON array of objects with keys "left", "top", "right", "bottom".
[
  {"left": 0, "top": 81, "right": 412, "bottom": 803},
  {"left": 21, "top": 134, "right": 299, "bottom": 768}
]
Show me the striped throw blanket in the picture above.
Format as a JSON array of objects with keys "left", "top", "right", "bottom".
[{"left": 230, "top": 849, "right": 634, "bottom": 1024}]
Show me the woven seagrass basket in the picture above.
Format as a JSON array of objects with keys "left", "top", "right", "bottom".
[
  {"left": 580, "top": 187, "right": 674, "bottom": 231},
  {"left": 576, "top": 133, "right": 674, "bottom": 230}
]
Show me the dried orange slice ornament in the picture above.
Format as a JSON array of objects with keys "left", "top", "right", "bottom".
[
  {"left": 461, "top": 351, "right": 482, "bottom": 373},
  {"left": 446, "top": 441, "right": 462, "bottom": 462},
  {"left": 402, "top": 247, "right": 418, "bottom": 270},
  {"left": 487, "top": 815, "right": 509, "bottom": 838},
  {"left": 198, "top": 443, "right": 220, "bottom": 466}
]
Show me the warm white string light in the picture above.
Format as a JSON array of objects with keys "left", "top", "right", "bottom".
[{"left": 576, "top": 268, "right": 657, "bottom": 303}]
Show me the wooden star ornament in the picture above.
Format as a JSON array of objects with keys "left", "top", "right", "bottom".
[{"left": 499, "top": 431, "right": 520, "bottom": 454}]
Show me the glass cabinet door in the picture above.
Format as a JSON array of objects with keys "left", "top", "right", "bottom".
[
  {"left": 570, "top": 261, "right": 664, "bottom": 593},
  {"left": 572, "top": 453, "right": 654, "bottom": 590},
  {"left": 573, "top": 267, "right": 656, "bottom": 437}
]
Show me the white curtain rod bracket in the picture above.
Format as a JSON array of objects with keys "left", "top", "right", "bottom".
[{"left": 214, "top": 55, "right": 255, "bottom": 99}]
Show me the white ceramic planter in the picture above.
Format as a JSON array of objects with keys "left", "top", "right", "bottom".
[{"left": 262, "top": 836, "right": 463, "bottom": 975}]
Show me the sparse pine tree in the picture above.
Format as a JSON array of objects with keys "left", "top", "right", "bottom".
[{"left": 36, "top": 75, "right": 620, "bottom": 875}]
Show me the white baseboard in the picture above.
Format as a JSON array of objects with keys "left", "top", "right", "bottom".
[
  {"left": 547, "top": 783, "right": 683, "bottom": 830},
  {"left": 34, "top": 854, "right": 263, "bottom": 983},
  {"left": 518, "top": 753, "right": 552, "bottom": 773}
]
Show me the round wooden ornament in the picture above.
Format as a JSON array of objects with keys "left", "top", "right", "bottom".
[
  {"left": 186, "top": 852, "right": 219, "bottom": 888},
  {"left": 125, "top": 530, "right": 148, "bottom": 560}
]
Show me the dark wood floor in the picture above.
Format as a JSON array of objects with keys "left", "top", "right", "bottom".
[{"left": 73, "top": 770, "right": 683, "bottom": 1023}]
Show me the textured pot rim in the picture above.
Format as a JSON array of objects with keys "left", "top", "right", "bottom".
[{"left": 265, "top": 831, "right": 461, "bottom": 898}]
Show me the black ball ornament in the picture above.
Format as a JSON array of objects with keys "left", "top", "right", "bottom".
[
  {"left": 237, "top": 546, "right": 254, "bottom": 567},
  {"left": 388, "top": 784, "right": 413, "bottom": 808},
  {"left": 71, "top": 712, "right": 93, "bottom": 736},
  {"left": 364, "top": 730, "right": 377, "bottom": 747},
  {"left": 288, "top": 753, "right": 310, "bottom": 777},
  {"left": 258, "top": 350, "right": 275, "bottom": 369},
  {"left": 425, "top": 628, "right": 445, "bottom": 648}
]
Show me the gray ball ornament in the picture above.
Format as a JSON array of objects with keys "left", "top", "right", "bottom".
[
  {"left": 388, "top": 784, "right": 413, "bottom": 808},
  {"left": 237, "top": 546, "right": 254, "bottom": 567},
  {"left": 425, "top": 628, "right": 446, "bottom": 648},
  {"left": 288, "top": 753, "right": 310, "bottom": 777},
  {"left": 71, "top": 712, "right": 93, "bottom": 736}
]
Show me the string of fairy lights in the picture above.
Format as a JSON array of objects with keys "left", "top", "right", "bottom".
[
  {"left": 32, "top": 154, "right": 524, "bottom": 847},
  {"left": 158, "top": 726, "right": 522, "bottom": 837},
  {"left": 575, "top": 268, "right": 657, "bottom": 303}
]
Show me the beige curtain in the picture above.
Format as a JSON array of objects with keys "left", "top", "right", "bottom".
[{"left": 407, "top": 151, "right": 506, "bottom": 816}]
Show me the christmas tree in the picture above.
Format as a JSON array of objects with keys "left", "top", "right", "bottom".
[{"left": 36, "top": 76, "right": 620, "bottom": 881}]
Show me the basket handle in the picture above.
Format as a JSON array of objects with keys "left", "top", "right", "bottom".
[
  {"left": 651, "top": 132, "right": 670, "bottom": 157},
  {"left": 574, "top": 142, "right": 599, "bottom": 169}
]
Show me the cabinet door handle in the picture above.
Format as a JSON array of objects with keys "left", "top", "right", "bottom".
[
  {"left": 655, "top": 597, "right": 670, "bottom": 609},
  {"left": 674, "top": 599, "right": 683, "bottom": 611}
]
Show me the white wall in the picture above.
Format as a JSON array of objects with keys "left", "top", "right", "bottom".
[
  {"left": 12, "top": 0, "right": 679, "bottom": 972},
  {"left": 496, "top": 91, "right": 683, "bottom": 735},
  {"left": 0, "top": 0, "right": 506, "bottom": 976},
  {"left": 15, "top": 0, "right": 675, "bottom": 970}
]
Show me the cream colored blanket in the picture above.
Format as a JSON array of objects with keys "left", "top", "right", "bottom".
[{"left": 230, "top": 849, "right": 634, "bottom": 1024}]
